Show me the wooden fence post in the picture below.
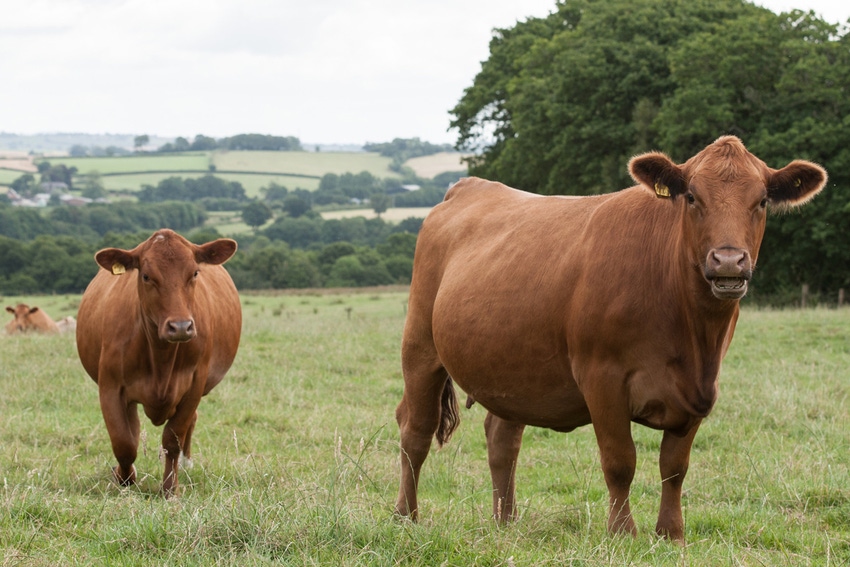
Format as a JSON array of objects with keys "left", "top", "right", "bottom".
[
  {"left": 839, "top": 288, "right": 845, "bottom": 308},
  {"left": 801, "top": 283, "right": 809, "bottom": 309}
]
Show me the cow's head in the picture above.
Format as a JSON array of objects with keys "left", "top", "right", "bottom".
[
  {"left": 629, "top": 136, "right": 826, "bottom": 300},
  {"left": 5, "top": 304, "right": 40, "bottom": 334},
  {"left": 94, "top": 229, "right": 237, "bottom": 343}
]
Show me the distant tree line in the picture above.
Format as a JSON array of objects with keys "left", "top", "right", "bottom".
[
  {"left": 157, "top": 133, "right": 303, "bottom": 153},
  {"left": 0, "top": 194, "right": 421, "bottom": 294},
  {"left": 138, "top": 175, "right": 249, "bottom": 211},
  {"left": 451, "top": 0, "right": 850, "bottom": 302}
]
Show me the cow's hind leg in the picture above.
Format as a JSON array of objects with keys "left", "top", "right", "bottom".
[
  {"left": 394, "top": 355, "right": 459, "bottom": 520},
  {"left": 179, "top": 410, "right": 199, "bottom": 470},
  {"left": 99, "top": 390, "right": 140, "bottom": 486},
  {"left": 656, "top": 422, "right": 701, "bottom": 543},
  {"left": 484, "top": 412, "right": 525, "bottom": 522}
]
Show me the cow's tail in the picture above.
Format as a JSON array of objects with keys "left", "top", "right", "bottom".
[{"left": 435, "top": 376, "right": 461, "bottom": 447}]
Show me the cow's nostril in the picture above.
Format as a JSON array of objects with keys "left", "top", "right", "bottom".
[{"left": 167, "top": 320, "right": 195, "bottom": 340}]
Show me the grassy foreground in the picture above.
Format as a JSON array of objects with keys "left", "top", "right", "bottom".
[{"left": 1, "top": 290, "right": 849, "bottom": 565}]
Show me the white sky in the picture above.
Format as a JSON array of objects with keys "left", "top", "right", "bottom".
[{"left": 0, "top": 0, "right": 847, "bottom": 146}]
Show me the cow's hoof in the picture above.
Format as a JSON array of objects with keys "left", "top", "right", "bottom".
[{"left": 112, "top": 464, "right": 136, "bottom": 486}]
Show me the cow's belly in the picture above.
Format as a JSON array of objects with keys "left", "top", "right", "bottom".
[{"left": 462, "top": 380, "right": 592, "bottom": 432}]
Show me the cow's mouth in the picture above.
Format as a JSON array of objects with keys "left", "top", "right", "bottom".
[{"left": 709, "top": 277, "right": 748, "bottom": 300}]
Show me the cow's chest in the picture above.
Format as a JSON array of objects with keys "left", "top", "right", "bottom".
[
  {"left": 124, "top": 364, "right": 198, "bottom": 426},
  {"left": 626, "top": 360, "right": 719, "bottom": 432}
]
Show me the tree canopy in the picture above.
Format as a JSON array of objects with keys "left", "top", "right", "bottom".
[{"left": 451, "top": 0, "right": 850, "bottom": 297}]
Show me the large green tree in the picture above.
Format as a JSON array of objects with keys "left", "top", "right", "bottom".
[{"left": 451, "top": 0, "right": 850, "bottom": 298}]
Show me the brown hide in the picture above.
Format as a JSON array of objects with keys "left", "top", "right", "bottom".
[
  {"left": 76, "top": 229, "right": 242, "bottom": 496},
  {"left": 394, "top": 136, "right": 827, "bottom": 541},
  {"left": 5, "top": 304, "right": 61, "bottom": 334}
]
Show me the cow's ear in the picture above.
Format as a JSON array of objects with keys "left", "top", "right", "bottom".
[
  {"left": 196, "top": 239, "right": 237, "bottom": 265},
  {"left": 95, "top": 248, "right": 138, "bottom": 275},
  {"left": 28, "top": 306, "right": 39, "bottom": 314},
  {"left": 628, "top": 152, "right": 687, "bottom": 200},
  {"left": 767, "top": 160, "right": 827, "bottom": 210},
  {"left": 5, "top": 306, "right": 13, "bottom": 314}
]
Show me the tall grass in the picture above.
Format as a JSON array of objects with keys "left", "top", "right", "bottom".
[{"left": 1, "top": 291, "right": 849, "bottom": 565}]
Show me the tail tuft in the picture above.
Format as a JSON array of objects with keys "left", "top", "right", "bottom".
[{"left": 435, "top": 376, "right": 460, "bottom": 446}]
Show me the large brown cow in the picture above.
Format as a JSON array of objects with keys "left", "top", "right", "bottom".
[
  {"left": 76, "top": 229, "right": 241, "bottom": 496},
  {"left": 394, "top": 136, "right": 827, "bottom": 542},
  {"left": 5, "top": 304, "right": 61, "bottom": 334}
]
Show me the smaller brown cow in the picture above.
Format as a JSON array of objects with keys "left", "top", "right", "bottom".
[
  {"left": 5, "top": 304, "right": 61, "bottom": 334},
  {"left": 76, "top": 229, "right": 242, "bottom": 496}
]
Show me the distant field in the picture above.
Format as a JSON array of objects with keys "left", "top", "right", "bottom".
[
  {"left": 212, "top": 151, "right": 400, "bottom": 179},
  {"left": 1, "top": 150, "right": 469, "bottom": 193},
  {"left": 0, "top": 169, "right": 22, "bottom": 185},
  {"left": 101, "top": 172, "right": 319, "bottom": 197},
  {"left": 405, "top": 152, "right": 469, "bottom": 178},
  {"left": 43, "top": 153, "right": 211, "bottom": 174},
  {"left": 320, "top": 207, "right": 432, "bottom": 222}
]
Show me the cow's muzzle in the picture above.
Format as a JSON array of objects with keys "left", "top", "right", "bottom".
[
  {"left": 163, "top": 319, "right": 196, "bottom": 343},
  {"left": 704, "top": 248, "right": 752, "bottom": 300}
]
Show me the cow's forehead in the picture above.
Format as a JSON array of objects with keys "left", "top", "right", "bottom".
[
  {"left": 140, "top": 232, "right": 197, "bottom": 270},
  {"left": 685, "top": 137, "right": 766, "bottom": 182}
]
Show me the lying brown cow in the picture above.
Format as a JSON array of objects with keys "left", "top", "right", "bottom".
[
  {"left": 76, "top": 229, "right": 242, "bottom": 496},
  {"left": 5, "top": 304, "right": 61, "bottom": 334},
  {"left": 395, "top": 136, "right": 826, "bottom": 542}
]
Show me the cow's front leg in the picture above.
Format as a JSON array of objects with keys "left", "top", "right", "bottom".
[
  {"left": 99, "top": 388, "right": 140, "bottom": 486},
  {"left": 161, "top": 395, "right": 202, "bottom": 497},
  {"left": 484, "top": 412, "right": 525, "bottom": 522},
  {"left": 656, "top": 422, "right": 701, "bottom": 542},
  {"left": 586, "top": 394, "right": 637, "bottom": 536}
]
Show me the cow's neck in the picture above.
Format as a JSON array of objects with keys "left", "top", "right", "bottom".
[{"left": 668, "top": 229, "right": 741, "bottom": 410}]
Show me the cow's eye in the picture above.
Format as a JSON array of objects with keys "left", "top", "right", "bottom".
[
  {"left": 194, "top": 270, "right": 199, "bottom": 278},
  {"left": 142, "top": 273, "right": 150, "bottom": 282},
  {"left": 686, "top": 193, "right": 695, "bottom": 205},
  {"left": 760, "top": 198, "right": 768, "bottom": 209}
]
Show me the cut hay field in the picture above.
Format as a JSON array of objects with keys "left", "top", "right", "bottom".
[
  {"left": 3, "top": 291, "right": 848, "bottom": 565},
  {"left": 404, "top": 152, "right": 470, "bottom": 178}
]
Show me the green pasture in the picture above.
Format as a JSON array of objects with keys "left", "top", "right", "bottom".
[
  {"left": 101, "top": 172, "right": 320, "bottom": 197},
  {"left": 0, "top": 168, "right": 24, "bottom": 185},
  {"left": 31, "top": 150, "right": 399, "bottom": 195},
  {"left": 211, "top": 151, "right": 400, "bottom": 180},
  {"left": 2, "top": 293, "right": 849, "bottom": 565},
  {"left": 44, "top": 153, "right": 211, "bottom": 175}
]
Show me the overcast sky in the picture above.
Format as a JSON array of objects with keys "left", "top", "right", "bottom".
[{"left": 1, "top": 0, "right": 847, "bottom": 146}]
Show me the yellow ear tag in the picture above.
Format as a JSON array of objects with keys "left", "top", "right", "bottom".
[
  {"left": 794, "top": 178, "right": 802, "bottom": 188},
  {"left": 654, "top": 182, "right": 671, "bottom": 199},
  {"left": 111, "top": 263, "right": 126, "bottom": 275}
]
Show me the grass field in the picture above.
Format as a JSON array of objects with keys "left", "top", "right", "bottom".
[
  {"left": 45, "top": 153, "right": 212, "bottom": 175},
  {"left": 0, "top": 168, "right": 22, "bottom": 185},
  {"left": 211, "top": 151, "right": 401, "bottom": 180},
  {"left": 2, "top": 151, "right": 466, "bottom": 196},
  {"left": 2, "top": 292, "right": 849, "bottom": 565},
  {"left": 101, "top": 172, "right": 320, "bottom": 197}
]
